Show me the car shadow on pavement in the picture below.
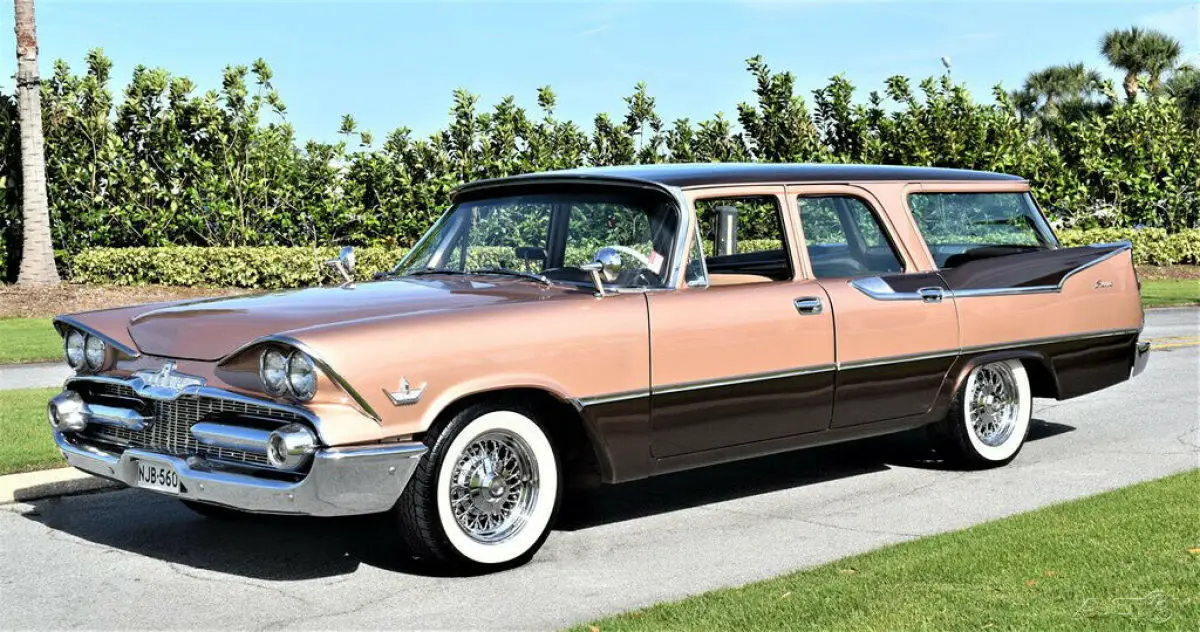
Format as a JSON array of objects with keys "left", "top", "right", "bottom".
[{"left": 20, "top": 419, "right": 1074, "bottom": 580}]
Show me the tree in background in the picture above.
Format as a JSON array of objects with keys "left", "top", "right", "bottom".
[
  {"left": 12, "top": 0, "right": 58, "bottom": 284},
  {"left": 1012, "top": 63, "right": 1107, "bottom": 122},
  {"left": 1101, "top": 27, "right": 1183, "bottom": 101}
]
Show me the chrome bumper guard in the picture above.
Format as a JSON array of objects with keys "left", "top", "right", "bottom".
[
  {"left": 1131, "top": 339, "right": 1151, "bottom": 378},
  {"left": 54, "top": 430, "right": 426, "bottom": 516}
]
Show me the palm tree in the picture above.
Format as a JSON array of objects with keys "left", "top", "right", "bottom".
[
  {"left": 1165, "top": 65, "right": 1200, "bottom": 125},
  {"left": 1017, "top": 63, "right": 1106, "bottom": 117},
  {"left": 1101, "top": 27, "right": 1183, "bottom": 101},
  {"left": 12, "top": 0, "right": 59, "bottom": 284}
]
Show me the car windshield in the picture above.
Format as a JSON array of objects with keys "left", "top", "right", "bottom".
[{"left": 395, "top": 190, "right": 680, "bottom": 289}]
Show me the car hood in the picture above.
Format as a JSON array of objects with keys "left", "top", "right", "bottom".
[{"left": 126, "top": 277, "right": 566, "bottom": 361}]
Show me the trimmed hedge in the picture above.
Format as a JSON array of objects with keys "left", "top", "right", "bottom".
[
  {"left": 1057, "top": 228, "right": 1200, "bottom": 266},
  {"left": 72, "top": 246, "right": 409, "bottom": 289},
  {"left": 70, "top": 229, "right": 1200, "bottom": 289}
]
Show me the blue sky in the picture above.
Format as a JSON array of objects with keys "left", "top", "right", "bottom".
[{"left": 3, "top": 1, "right": 1198, "bottom": 144}]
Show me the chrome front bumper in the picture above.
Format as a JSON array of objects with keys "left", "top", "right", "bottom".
[
  {"left": 54, "top": 430, "right": 426, "bottom": 516},
  {"left": 1132, "top": 339, "right": 1151, "bottom": 377}
]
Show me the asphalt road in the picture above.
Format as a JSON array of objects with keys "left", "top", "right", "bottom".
[{"left": 2, "top": 309, "right": 1197, "bottom": 630}]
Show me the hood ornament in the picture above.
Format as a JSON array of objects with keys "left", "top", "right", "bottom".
[
  {"left": 384, "top": 378, "right": 426, "bottom": 406},
  {"left": 131, "top": 361, "right": 206, "bottom": 400}
]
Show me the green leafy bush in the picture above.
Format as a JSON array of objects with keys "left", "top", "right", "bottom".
[
  {"left": 1057, "top": 228, "right": 1200, "bottom": 265},
  {"left": 3, "top": 50, "right": 1198, "bottom": 283},
  {"left": 73, "top": 247, "right": 408, "bottom": 288}
]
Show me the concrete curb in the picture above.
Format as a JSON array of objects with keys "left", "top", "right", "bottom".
[{"left": 0, "top": 467, "right": 120, "bottom": 504}]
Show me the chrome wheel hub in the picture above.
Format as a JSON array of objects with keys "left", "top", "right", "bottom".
[
  {"left": 969, "top": 363, "right": 1020, "bottom": 447},
  {"left": 449, "top": 431, "right": 538, "bottom": 543}
]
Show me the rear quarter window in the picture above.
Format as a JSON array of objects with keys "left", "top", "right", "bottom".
[{"left": 908, "top": 192, "right": 1058, "bottom": 269}]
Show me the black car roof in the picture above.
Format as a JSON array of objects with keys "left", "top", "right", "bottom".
[{"left": 453, "top": 162, "right": 1024, "bottom": 198}]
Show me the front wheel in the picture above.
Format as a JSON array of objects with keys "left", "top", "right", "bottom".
[
  {"left": 391, "top": 402, "right": 561, "bottom": 570},
  {"left": 935, "top": 359, "right": 1033, "bottom": 467}
]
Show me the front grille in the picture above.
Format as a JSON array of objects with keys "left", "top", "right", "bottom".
[{"left": 79, "top": 383, "right": 305, "bottom": 468}]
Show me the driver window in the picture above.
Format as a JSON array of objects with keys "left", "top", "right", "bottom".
[{"left": 564, "top": 200, "right": 676, "bottom": 288}]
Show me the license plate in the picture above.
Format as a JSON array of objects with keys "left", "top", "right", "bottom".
[{"left": 134, "top": 460, "right": 180, "bottom": 495}]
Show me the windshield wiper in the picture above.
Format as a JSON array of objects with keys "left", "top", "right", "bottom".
[
  {"left": 404, "top": 266, "right": 553, "bottom": 286},
  {"left": 405, "top": 267, "right": 473, "bottom": 277},
  {"left": 469, "top": 267, "right": 553, "bottom": 286}
]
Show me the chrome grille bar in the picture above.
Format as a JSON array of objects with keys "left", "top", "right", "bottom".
[{"left": 79, "top": 383, "right": 302, "bottom": 468}]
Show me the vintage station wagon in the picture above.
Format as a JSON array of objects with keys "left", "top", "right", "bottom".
[{"left": 47, "top": 163, "right": 1150, "bottom": 570}]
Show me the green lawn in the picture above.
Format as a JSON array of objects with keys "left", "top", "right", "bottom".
[
  {"left": 0, "top": 387, "right": 65, "bottom": 475},
  {"left": 579, "top": 470, "right": 1199, "bottom": 631},
  {"left": 0, "top": 317, "right": 61, "bottom": 364},
  {"left": 1141, "top": 279, "right": 1200, "bottom": 308}
]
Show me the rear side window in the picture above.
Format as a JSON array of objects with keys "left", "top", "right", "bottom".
[
  {"left": 797, "top": 196, "right": 903, "bottom": 278},
  {"left": 908, "top": 192, "right": 1058, "bottom": 268}
]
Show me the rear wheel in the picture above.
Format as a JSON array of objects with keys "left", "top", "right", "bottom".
[
  {"left": 392, "top": 401, "right": 561, "bottom": 570},
  {"left": 935, "top": 359, "right": 1032, "bottom": 467}
]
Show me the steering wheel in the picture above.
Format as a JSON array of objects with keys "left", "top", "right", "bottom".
[{"left": 602, "top": 244, "right": 653, "bottom": 269}]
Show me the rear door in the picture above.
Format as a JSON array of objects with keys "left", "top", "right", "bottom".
[
  {"left": 789, "top": 184, "right": 960, "bottom": 428},
  {"left": 648, "top": 187, "right": 836, "bottom": 457}
]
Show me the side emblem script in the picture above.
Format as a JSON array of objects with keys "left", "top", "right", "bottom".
[
  {"left": 1094, "top": 279, "right": 1113, "bottom": 289},
  {"left": 384, "top": 378, "right": 426, "bottom": 406}
]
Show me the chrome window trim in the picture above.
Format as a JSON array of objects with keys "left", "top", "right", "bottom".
[
  {"left": 52, "top": 316, "right": 140, "bottom": 360},
  {"left": 851, "top": 241, "right": 1133, "bottom": 301}
]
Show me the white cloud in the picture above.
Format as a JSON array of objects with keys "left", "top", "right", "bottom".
[{"left": 1139, "top": 3, "right": 1199, "bottom": 53}]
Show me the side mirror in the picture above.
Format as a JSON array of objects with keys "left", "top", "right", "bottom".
[
  {"left": 326, "top": 246, "right": 356, "bottom": 284},
  {"left": 581, "top": 247, "right": 622, "bottom": 297}
]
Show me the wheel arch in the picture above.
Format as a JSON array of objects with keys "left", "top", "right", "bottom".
[
  {"left": 950, "top": 349, "right": 1059, "bottom": 399},
  {"left": 420, "top": 385, "right": 603, "bottom": 487}
]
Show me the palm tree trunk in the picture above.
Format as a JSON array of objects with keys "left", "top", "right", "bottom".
[
  {"left": 1122, "top": 72, "right": 1139, "bottom": 102},
  {"left": 13, "top": 0, "right": 59, "bottom": 285}
]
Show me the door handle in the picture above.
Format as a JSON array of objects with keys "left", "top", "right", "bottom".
[
  {"left": 794, "top": 296, "right": 823, "bottom": 315},
  {"left": 917, "top": 287, "right": 944, "bottom": 303}
]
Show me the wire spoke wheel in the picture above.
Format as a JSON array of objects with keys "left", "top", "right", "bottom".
[
  {"left": 447, "top": 430, "right": 539, "bottom": 544},
  {"left": 967, "top": 363, "right": 1020, "bottom": 447}
]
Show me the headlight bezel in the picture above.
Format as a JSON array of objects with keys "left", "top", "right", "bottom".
[{"left": 259, "top": 346, "right": 318, "bottom": 402}]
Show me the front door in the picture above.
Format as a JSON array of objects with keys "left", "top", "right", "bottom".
[{"left": 648, "top": 187, "right": 836, "bottom": 457}]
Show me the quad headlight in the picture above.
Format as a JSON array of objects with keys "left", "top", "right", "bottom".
[
  {"left": 64, "top": 330, "right": 86, "bottom": 369},
  {"left": 260, "top": 347, "right": 317, "bottom": 401},
  {"left": 287, "top": 352, "right": 317, "bottom": 401},
  {"left": 260, "top": 348, "right": 289, "bottom": 396},
  {"left": 84, "top": 335, "right": 107, "bottom": 370}
]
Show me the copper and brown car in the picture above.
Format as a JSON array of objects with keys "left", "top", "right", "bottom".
[{"left": 46, "top": 163, "right": 1150, "bottom": 569}]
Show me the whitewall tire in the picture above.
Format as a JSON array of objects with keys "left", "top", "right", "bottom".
[
  {"left": 937, "top": 359, "right": 1033, "bottom": 467},
  {"left": 393, "top": 401, "right": 561, "bottom": 569}
]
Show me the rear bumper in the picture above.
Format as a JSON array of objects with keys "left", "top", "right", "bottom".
[
  {"left": 54, "top": 430, "right": 426, "bottom": 516},
  {"left": 1131, "top": 339, "right": 1151, "bottom": 378}
]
